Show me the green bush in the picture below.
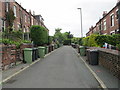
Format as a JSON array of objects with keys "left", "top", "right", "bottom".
[
  {"left": 30, "top": 25, "right": 49, "bottom": 46},
  {"left": 95, "top": 34, "right": 120, "bottom": 47},
  {"left": 71, "top": 37, "right": 81, "bottom": 44},
  {"left": 1, "top": 39, "right": 12, "bottom": 45},
  {"left": 116, "top": 44, "right": 120, "bottom": 51},
  {"left": 82, "top": 36, "right": 90, "bottom": 46},
  {"left": 48, "top": 36, "right": 53, "bottom": 45},
  {"left": 3, "top": 30, "right": 23, "bottom": 40},
  {"left": 1, "top": 39, "right": 31, "bottom": 48},
  {"left": 95, "top": 35, "right": 107, "bottom": 47},
  {"left": 112, "top": 34, "right": 120, "bottom": 46},
  {"left": 63, "top": 39, "right": 71, "bottom": 45},
  {"left": 79, "top": 37, "right": 84, "bottom": 45},
  {"left": 88, "top": 34, "right": 98, "bottom": 47}
]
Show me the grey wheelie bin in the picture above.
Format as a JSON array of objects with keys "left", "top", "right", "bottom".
[{"left": 89, "top": 49, "right": 99, "bottom": 65}]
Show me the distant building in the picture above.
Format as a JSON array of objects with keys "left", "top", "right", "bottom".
[
  {"left": 86, "top": 1, "right": 120, "bottom": 36},
  {"left": 0, "top": 0, "right": 49, "bottom": 40}
]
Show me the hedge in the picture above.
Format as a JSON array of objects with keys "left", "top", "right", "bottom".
[
  {"left": 81, "top": 34, "right": 120, "bottom": 50},
  {"left": 30, "top": 25, "right": 49, "bottom": 46},
  {"left": 95, "top": 34, "right": 120, "bottom": 47}
]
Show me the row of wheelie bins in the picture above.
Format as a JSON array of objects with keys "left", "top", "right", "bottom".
[
  {"left": 23, "top": 47, "right": 46, "bottom": 63},
  {"left": 79, "top": 46, "right": 99, "bottom": 65},
  {"left": 23, "top": 44, "right": 62, "bottom": 64}
]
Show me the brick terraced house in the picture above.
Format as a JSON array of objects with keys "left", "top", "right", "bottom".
[
  {"left": 0, "top": 0, "right": 49, "bottom": 40},
  {"left": 86, "top": 1, "right": 120, "bottom": 36}
]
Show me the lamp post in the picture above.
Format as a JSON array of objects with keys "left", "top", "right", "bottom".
[{"left": 77, "top": 8, "right": 83, "bottom": 37}]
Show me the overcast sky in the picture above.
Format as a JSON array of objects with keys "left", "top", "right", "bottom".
[{"left": 15, "top": 0, "right": 117, "bottom": 37}]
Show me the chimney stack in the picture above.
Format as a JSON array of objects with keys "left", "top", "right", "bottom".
[
  {"left": 103, "top": 11, "right": 107, "bottom": 17},
  {"left": 33, "top": 11, "right": 35, "bottom": 15},
  {"left": 29, "top": 10, "right": 31, "bottom": 14}
]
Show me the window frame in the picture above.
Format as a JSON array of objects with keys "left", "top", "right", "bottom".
[{"left": 13, "top": 5, "right": 17, "bottom": 17}]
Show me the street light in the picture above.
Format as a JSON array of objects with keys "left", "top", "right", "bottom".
[{"left": 77, "top": 8, "right": 83, "bottom": 37}]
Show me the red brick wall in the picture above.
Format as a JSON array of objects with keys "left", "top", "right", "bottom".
[
  {"left": 101, "top": 6, "right": 119, "bottom": 35},
  {"left": 86, "top": 5, "right": 119, "bottom": 36},
  {"left": 2, "top": 44, "right": 17, "bottom": 70},
  {"left": 0, "top": 1, "right": 2, "bottom": 18}
]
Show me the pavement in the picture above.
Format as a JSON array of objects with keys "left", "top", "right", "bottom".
[
  {"left": 2, "top": 62, "right": 29, "bottom": 81},
  {"left": 2, "top": 46, "right": 100, "bottom": 88},
  {"left": 74, "top": 48, "right": 120, "bottom": 89}
]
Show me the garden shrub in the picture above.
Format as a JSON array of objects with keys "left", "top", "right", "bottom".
[
  {"left": 48, "top": 36, "right": 53, "bottom": 45},
  {"left": 112, "top": 34, "right": 120, "bottom": 46},
  {"left": 30, "top": 25, "right": 49, "bottom": 46},
  {"left": 1, "top": 39, "right": 31, "bottom": 48},
  {"left": 95, "top": 35, "right": 107, "bottom": 47},
  {"left": 88, "top": 34, "right": 99, "bottom": 47},
  {"left": 79, "top": 37, "right": 84, "bottom": 45},
  {"left": 116, "top": 44, "right": 120, "bottom": 51},
  {"left": 95, "top": 34, "right": 120, "bottom": 47},
  {"left": 63, "top": 39, "right": 71, "bottom": 45},
  {"left": 3, "top": 30, "right": 23, "bottom": 41},
  {"left": 82, "top": 36, "right": 90, "bottom": 46}
]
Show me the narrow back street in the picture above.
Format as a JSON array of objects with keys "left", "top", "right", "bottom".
[{"left": 3, "top": 46, "right": 100, "bottom": 88}]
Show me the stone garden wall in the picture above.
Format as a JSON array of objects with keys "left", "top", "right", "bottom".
[
  {"left": 98, "top": 49, "right": 119, "bottom": 79},
  {"left": 89, "top": 47, "right": 120, "bottom": 79}
]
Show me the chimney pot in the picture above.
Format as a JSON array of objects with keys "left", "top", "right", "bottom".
[{"left": 103, "top": 11, "right": 107, "bottom": 17}]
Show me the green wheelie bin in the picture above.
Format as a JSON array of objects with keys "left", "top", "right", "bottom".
[
  {"left": 55, "top": 44, "right": 57, "bottom": 49},
  {"left": 79, "top": 46, "right": 86, "bottom": 56},
  {"left": 38, "top": 47, "right": 45, "bottom": 58},
  {"left": 24, "top": 48, "right": 33, "bottom": 63}
]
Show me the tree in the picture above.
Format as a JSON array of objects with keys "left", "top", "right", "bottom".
[
  {"left": 53, "top": 29, "right": 74, "bottom": 45},
  {"left": 54, "top": 28, "right": 64, "bottom": 44},
  {"left": 62, "top": 31, "right": 73, "bottom": 45}
]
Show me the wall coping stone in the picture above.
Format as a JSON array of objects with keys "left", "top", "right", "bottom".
[{"left": 88, "top": 47, "right": 119, "bottom": 56}]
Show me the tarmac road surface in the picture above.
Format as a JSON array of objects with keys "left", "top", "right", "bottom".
[{"left": 3, "top": 46, "right": 100, "bottom": 88}]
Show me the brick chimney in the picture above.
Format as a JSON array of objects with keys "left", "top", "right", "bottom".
[
  {"left": 29, "top": 10, "right": 31, "bottom": 14},
  {"left": 33, "top": 11, "right": 35, "bottom": 16},
  {"left": 103, "top": 11, "right": 107, "bottom": 17}
]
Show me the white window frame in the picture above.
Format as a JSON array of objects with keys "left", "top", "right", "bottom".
[
  {"left": 110, "top": 14, "right": 114, "bottom": 27},
  {"left": 13, "top": 5, "right": 17, "bottom": 17},
  {"left": 103, "top": 20, "right": 106, "bottom": 31},
  {"left": 31, "top": 16, "right": 33, "bottom": 25},
  {"left": 6, "top": 2, "right": 9, "bottom": 12}
]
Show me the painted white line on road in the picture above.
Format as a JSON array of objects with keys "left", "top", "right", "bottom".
[
  {"left": 1, "top": 47, "right": 61, "bottom": 84},
  {"left": 73, "top": 48, "right": 107, "bottom": 90}
]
